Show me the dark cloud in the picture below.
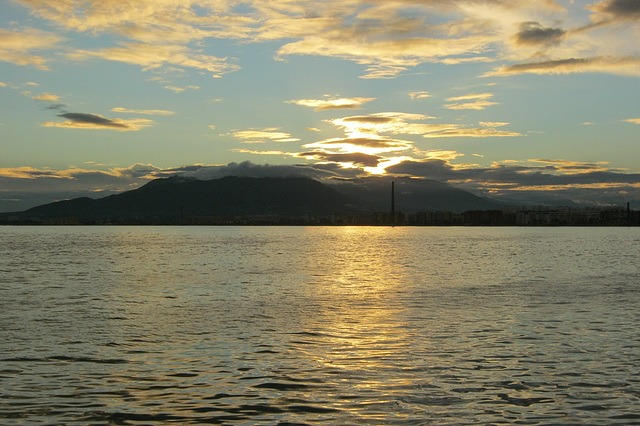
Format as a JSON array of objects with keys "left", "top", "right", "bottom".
[
  {"left": 298, "top": 152, "right": 383, "bottom": 167},
  {"left": 307, "top": 137, "right": 412, "bottom": 150},
  {"left": 3, "top": 160, "right": 640, "bottom": 213},
  {"left": 180, "top": 161, "right": 340, "bottom": 181},
  {"left": 58, "top": 112, "right": 128, "bottom": 128},
  {"left": 514, "top": 22, "right": 565, "bottom": 46},
  {"left": 597, "top": 0, "right": 640, "bottom": 18},
  {"left": 485, "top": 57, "right": 610, "bottom": 76},
  {"left": 387, "top": 158, "right": 640, "bottom": 187},
  {"left": 341, "top": 116, "right": 395, "bottom": 124},
  {"left": 44, "top": 103, "right": 68, "bottom": 111}
]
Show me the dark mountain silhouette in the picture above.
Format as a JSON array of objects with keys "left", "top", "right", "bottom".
[
  {"left": 7, "top": 176, "right": 360, "bottom": 222},
  {"left": 0, "top": 175, "right": 504, "bottom": 223},
  {"left": 326, "top": 176, "right": 503, "bottom": 213}
]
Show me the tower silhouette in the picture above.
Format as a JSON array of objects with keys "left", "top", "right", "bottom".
[{"left": 391, "top": 181, "right": 395, "bottom": 225}]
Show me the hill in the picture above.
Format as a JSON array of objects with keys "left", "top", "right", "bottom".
[
  {"left": 4, "top": 176, "right": 360, "bottom": 223},
  {"left": 0, "top": 175, "right": 504, "bottom": 224}
]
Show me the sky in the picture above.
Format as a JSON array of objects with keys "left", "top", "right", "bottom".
[{"left": 2, "top": 0, "right": 640, "bottom": 212}]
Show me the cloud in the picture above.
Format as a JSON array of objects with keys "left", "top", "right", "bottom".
[
  {"left": 444, "top": 100, "right": 498, "bottom": 110},
  {"left": 624, "top": 118, "right": 640, "bottom": 124},
  {"left": 409, "top": 91, "right": 431, "bottom": 99},
  {"left": 513, "top": 22, "right": 566, "bottom": 46},
  {"left": 303, "top": 137, "right": 414, "bottom": 154},
  {"left": 329, "top": 112, "right": 442, "bottom": 136},
  {"left": 297, "top": 151, "right": 383, "bottom": 168},
  {"left": 180, "top": 161, "right": 338, "bottom": 181},
  {"left": 3, "top": 158, "right": 640, "bottom": 213},
  {"left": 288, "top": 97, "right": 375, "bottom": 111},
  {"left": 446, "top": 93, "right": 494, "bottom": 102},
  {"left": 0, "top": 27, "right": 62, "bottom": 70},
  {"left": 277, "top": 33, "right": 495, "bottom": 78},
  {"left": 385, "top": 157, "right": 640, "bottom": 203},
  {"left": 29, "top": 92, "right": 60, "bottom": 101},
  {"left": 480, "top": 121, "right": 510, "bottom": 128},
  {"left": 42, "top": 112, "right": 153, "bottom": 131},
  {"left": 0, "top": 162, "right": 169, "bottom": 211},
  {"left": 69, "top": 43, "right": 239, "bottom": 78},
  {"left": 163, "top": 85, "right": 200, "bottom": 93},
  {"left": 231, "top": 129, "right": 300, "bottom": 143},
  {"left": 588, "top": 0, "right": 640, "bottom": 22},
  {"left": 422, "top": 128, "right": 522, "bottom": 138},
  {"left": 444, "top": 93, "right": 498, "bottom": 109},
  {"left": 485, "top": 56, "right": 640, "bottom": 77},
  {"left": 13, "top": 0, "right": 640, "bottom": 81},
  {"left": 111, "top": 107, "right": 175, "bottom": 115}
]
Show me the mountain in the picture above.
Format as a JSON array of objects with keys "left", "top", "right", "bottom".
[
  {"left": 326, "top": 176, "right": 504, "bottom": 213},
  {"left": 3, "top": 176, "right": 360, "bottom": 223},
  {"left": 0, "top": 175, "right": 504, "bottom": 224}
]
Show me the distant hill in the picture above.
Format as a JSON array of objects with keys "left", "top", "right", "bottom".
[{"left": 0, "top": 175, "right": 504, "bottom": 223}]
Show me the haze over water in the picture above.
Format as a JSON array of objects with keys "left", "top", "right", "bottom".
[{"left": 1, "top": 226, "right": 639, "bottom": 425}]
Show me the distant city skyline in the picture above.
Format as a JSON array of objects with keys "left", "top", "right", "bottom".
[{"left": 2, "top": 0, "right": 640, "bottom": 212}]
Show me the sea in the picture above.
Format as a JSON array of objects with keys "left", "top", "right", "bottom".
[{"left": 1, "top": 225, "right": 639, "bottom": 425}]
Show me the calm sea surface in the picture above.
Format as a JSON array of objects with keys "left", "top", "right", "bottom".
[{"left": 1, "top": 226, "right": 639, "bottom": 425}]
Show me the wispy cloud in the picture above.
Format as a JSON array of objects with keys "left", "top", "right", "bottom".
[
  {"left": 444, "top": 93, "right": 498, "bottom": 110},
  {"left": 0, "top": 27, "right": 62, "bottom": 70},
  {"left": 22, "top": 91, "right": 61, "bottom": 101},
  {"left": 409, "top": 91, "right": 431, "bottom": 99},
  {"left": 288, "top": 97, "right": 375, "bottom": 111},
  {"left": 422, "top": 128, "right": 522, "bottom": 138},
  {"left": 12, "top": 0, "right": 640, "bottom": 80},
  {"left": 111, "top": 107, "right": 175, "bottom": 116},
  {"left": 163, "top": 85, "right": 200, "bottom": 93},
  {"left": 485, "top": 56, "right": 640, "bottom": 77},
  {"left": 68, "top": 43, "right": 239, "bottom": 78},
  {"left": 231, "top": 129, "right": 300, "bottom": 143},
  {"left": 623, "top": 118, "right": 640, "bottom": 124}
]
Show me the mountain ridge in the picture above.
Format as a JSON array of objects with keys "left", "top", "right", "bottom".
[{"left": 0, "top": 175, "right": 504, "bottom": 223}]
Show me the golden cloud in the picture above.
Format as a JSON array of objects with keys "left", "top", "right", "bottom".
[
  {"left": 623, "top": 118, "right": 640, "bottom": 124},
  {"left": 480, "top": 121, "right": 510, "bottom": 128},
  {"left": 12, "top": 0, "right": 640, "bottom": 81},
  {"left": 232, "top": 130, "right": 300, "bottom": 143},
  {"left": 288, "top": 97, "right": 375, "bottom": 111},
  {"left": 409, "top": 91, "right": 431, "bottom": 99},
  {"left": 277, "top": 33, "right": 495, "bottom": 78},
  {"left": 423, "top": 128, "right": 522, "bottom": 138},
  {"left": 32, "top": 92, "right": 60, "bottom": 101},
  {"left": 0, "top": 167, "right": 67, "bottom": 179},
  {"left": 0, "top": 27, "right": 62, "bottom": 70},
  {"left": 231, "top": 149, "right": 291, "bottom": 156},
  {"left": 69, "top": 43, "right": 239, "bottom": 77},
  {"left": 303, "top": 137, "right": 413, "bottom": 154},
  {"left": 445, "top": 93, "right": 498, "bottom": 109},
  {"left": 444, "top": 100, "right": 498, "bottom": 110},
  {"left": 446, "top": 93, "right": 494, "bottom": 101},
  {"left": 111, "top": 107, "right": 175, "bottom": 115},
  {"left": 329, "top": 112, "right": 442, "bottom": 136}
]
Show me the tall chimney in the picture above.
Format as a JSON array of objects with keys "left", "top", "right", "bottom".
[{"left": 391, "top": 181, "right": 395, "bottom": 225}]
